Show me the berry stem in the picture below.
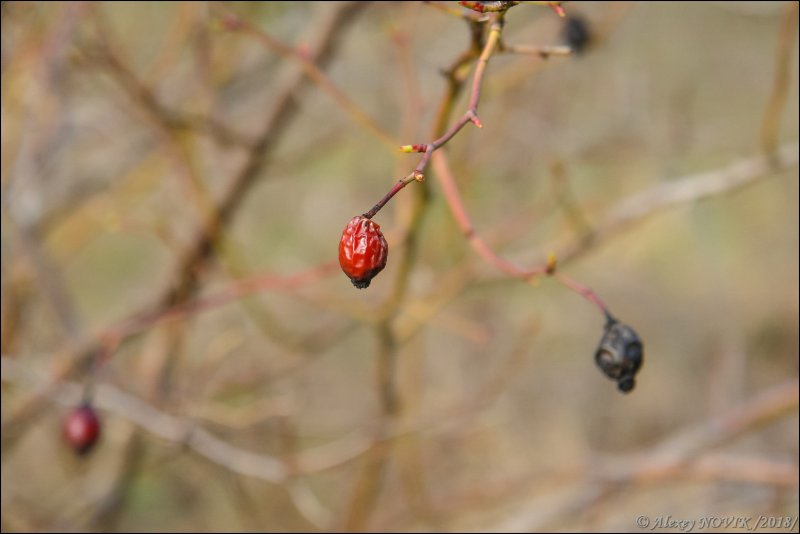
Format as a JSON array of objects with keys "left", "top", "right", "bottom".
[
  {"left": 363, "top": 172, "right": 421, "bottom": 220},
  {"left": 552, "top": 271, "right": 612, "bottom": 319}
]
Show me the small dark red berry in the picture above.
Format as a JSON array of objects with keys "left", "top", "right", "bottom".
[
  {"left": 339, "top": 215, "right": 388, "bottom": 289},
  {"left": 63, "top": 404, "right": 101, "bottom": 455}
]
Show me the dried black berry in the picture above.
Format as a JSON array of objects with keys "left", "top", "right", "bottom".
[
  {"left": 562, "top": 15, "right": 592, "bottom": 54},
  {"left": 595, "top": 317, "right": 643, "bottom": 393}
]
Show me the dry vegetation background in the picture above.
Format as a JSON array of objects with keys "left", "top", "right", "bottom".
[{"left": 1, "top": 1, "right": 799, "bottom": 532}]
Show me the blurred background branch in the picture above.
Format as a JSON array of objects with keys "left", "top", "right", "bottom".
[{"left": 2, "top": 1, "right": 798, "bottom": 532}]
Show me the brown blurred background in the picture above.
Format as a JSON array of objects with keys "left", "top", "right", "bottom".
[{"left": 1, "top": 1, "right": 798, "bottom": 532}]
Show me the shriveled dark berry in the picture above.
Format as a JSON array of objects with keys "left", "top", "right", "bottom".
[
  {"left": 595, "top": 318, "right": 643, "bottom": 393},
  {"left": 562, "top": 15, "right": 592, "bottom": 54},
  {"left": 63, "top": 403, "right": 101, "bottom": 455},
  {"left": 339, "top": 215, "right": 388, "bottom": 289}
]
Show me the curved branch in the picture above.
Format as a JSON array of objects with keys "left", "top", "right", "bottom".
[{"left": 558, "top": 142, "right": 800, "bottom": 264}]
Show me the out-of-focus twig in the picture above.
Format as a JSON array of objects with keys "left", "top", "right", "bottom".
[
  {"left": 432, "top": 149, "right": 612, "bottom": 315},
  {"left": 0, "top": 261, "right": 339, "bottom": 448},
  {"left": 549, "top": 158, "right": 593, "bottom": 240},
  {"left": 0, "top": 356, "right": 481, "bottom": 483},
  {"left": 499, "top": 42, "right": 572, "bottom": 58},
  {"left": 434, "top": 140, "right": 800, "bottom": 315},
  {"left": 6, "top": 218, "right": 81, "bottom": 340},
  {"left": 364, "top": 10, "right": 507, "bottom": 220},
  {"left": 1, "top": 1, "right": 366, "bottom": 448},
  {"left": 0, "top": 352, "right": 527, "bottom": 486},
  {"left": 432, "top": 150, "right": 547, "bottom": 280},
  {"left": 478, "top": 378, "right": 800, "bottom": 533},
  {"left": 557, "top": 142, "right": 800, "bottom": 264},
  {"left": 760, "top": 1, "right": 798, "bottom": 161},
  {"left": 424, "top": 1, "right": 487, "bottom": 22},
  {"left": 340, "top": 9, "right": 518, "bottom": 530},
  {"left": 159, "top": 2, "right": 365, "bottom": 307},
  {"left": 112, "top": 262, "right": 339, "bottom": 342},
  {"left": 217, "top": 6, "right": 399, "bottom": 150},
  {"left": 10, "top": 355, "right": 792, "bottom": 532},
  {"left": 83, "top": 433, "right": 145, "bottom": 532},
  {"left": 619, "top": 379, "right": 799, "bottom": 471}
]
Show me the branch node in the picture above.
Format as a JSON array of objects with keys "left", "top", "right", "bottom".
[
  {"left": 545, "top": 251, "right": 557, "bottom": 275},
  {"left": 400, "top": 144, "right": 427, "bottom": 153},
  {"left": 468, "top": 110, "right": 484, "bottom": 128},
  {"left": 548, "top": 2, "right": 566, "bottom": 18}
]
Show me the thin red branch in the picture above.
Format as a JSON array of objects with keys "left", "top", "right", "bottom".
[
  {"left": 431, "top": 150, "right": 546, "bottom": 281},
  {"left": 366, "top": 12, "right": 506, "bottom": 220},
  {"left": 431, "top": 149, "right": 611, "bottom": 317},
  {"left": 112, "top": 262, "right": 339, "bottom": 341},
  {"left": 552, "top": 272, "right": 610, "bottom": 317},
  {"left": 499, "top": 43, "right": 573, "bottom": 58}
]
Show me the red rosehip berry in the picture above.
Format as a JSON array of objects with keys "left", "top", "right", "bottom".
[
  {"left": 339, "top": 215, "right": 388, "bottom": 289},
  {"left": 63, "top": 404, "right": 101, "bottom": 455}
]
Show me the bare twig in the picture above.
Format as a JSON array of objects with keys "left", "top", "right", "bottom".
[
  {"left": 499, "top": 42, "right": 573, "bottom": 58},
  {"left": 0, "top": 356, "right": 479, "bottom": 483},
  {"left": 431, "top": 149, "right": 613, "bottom": 316},
  {"left": 6, "top": 218, "right": 82, "bottom": 340},
  {"left": 218, "top": 6, "right": 399, "bottom": 150},
  {"left": 549, "top": 158, "right": 593, "bottom": 240},
  {"left": 338, "top": 10, "right": 506, "bottom": 529},
  {"left": 760, "top": 1, "right": 798, "bottom": 160},
  {"left": 111, "top": 262, "right": 338, "bottom": 342},
  {"left": 432, "top": 150, "right": 546, "bottom": 280},
  {"left": 365, "top": 11, "right": 507, "bottom": 220},
  {"left": 1, "top": 2, "right": 367, "bottom": 448},
  {"left": 557, "top": 142, "right": 800, "bottom": 264},
  {"left": 339, "top": 9, "right": 516, "bottom": 530},
  {"left": 432, "top": 139, "right": 800, "bottom": 316},
  {"left": 85, "top": 11, "right": 218, "bottom": 224},
  {"left": 424, "top": 1, "right": 487, "bottom": 22},
  {"left": 9, "top": 350, "right": 793, "bottom": 531},
  {"left": 475, "top": 378, "right": 800, "bottom": 533}
]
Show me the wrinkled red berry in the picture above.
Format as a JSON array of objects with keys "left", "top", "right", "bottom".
[
  {"left": 63, "top": 404, "right": 101, "bottom": 455},
  {"left": 339, "top": 215, "right": 388, "bottom": 289}
]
